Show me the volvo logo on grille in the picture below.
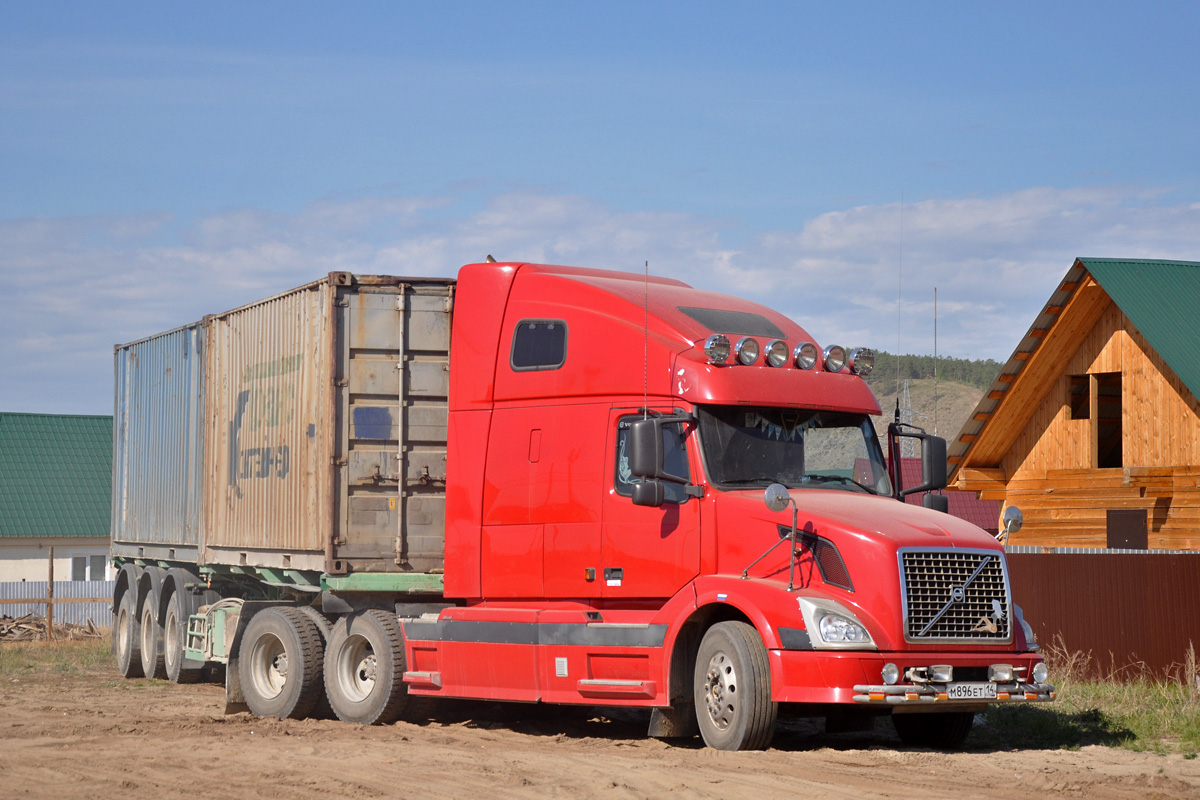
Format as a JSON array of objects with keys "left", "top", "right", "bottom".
[{"left": 951, "top": 586, "right": 966, "bottom": 603}]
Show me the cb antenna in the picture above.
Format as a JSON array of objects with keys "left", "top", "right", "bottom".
[{"left": 643, "top": 260, "right": 649, "bottom": 419}]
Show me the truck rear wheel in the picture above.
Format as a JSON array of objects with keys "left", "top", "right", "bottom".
[
  {"left": 139, "top": 589, "right": 166, "bottom": 679},
  {"left": 693, "top": 621, "right": 777, "bottom": 750},
  {"left": 163, "top": 589, "right": 202, "bottom": 684},
  {"left": 324, "top": 609, "right": 408, "bottom": 725},
  {"left": 114, "top": 589, "right": 143, "bottom": 679},
  {"left": 238, "top": 607, "right": 325, "bottom": 720},
  {"left": 892, "top": 711, "right": 974, "bottom": 750}
]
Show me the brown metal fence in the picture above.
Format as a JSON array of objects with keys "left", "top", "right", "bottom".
[{"left": 1006, "top": 547, "right": 1200, "bottom": 679}]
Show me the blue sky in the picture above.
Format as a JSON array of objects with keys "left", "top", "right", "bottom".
[{"left": 4, "top": 2, "right": 1200, "bottom": 413}]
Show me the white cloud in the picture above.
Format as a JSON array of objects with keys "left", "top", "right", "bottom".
[{"left": 3, "top": 186, "right": 1199, "bottom": 413}]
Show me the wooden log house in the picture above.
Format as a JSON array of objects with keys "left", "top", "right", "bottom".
[{"left": 948, "top": 258, "right": 1200, "bottom": 550}]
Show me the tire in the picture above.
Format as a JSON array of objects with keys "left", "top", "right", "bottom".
[
  {"left": 892, "top": 711, "right": 975, "bottom": 750},
  {"left": 163, "top": 589, "right": 202, "bottom": 684},
  {"left": 295, "top": 605, "right": 335, "bottom": 719},
  {"left": 114, "top": 589, "right": 144, "bottom": 679},
  {"left": 693, "top": 621, "right": 777, "bottom": 750},
  {"left": 238, "top": 607, "right": 325, "bottom": 720},
  {"left": 324, "top": 609, "right": 409, "bottom": 725},
  {"left": 139, "top": 587, "right": 166, "bottom": 679}
]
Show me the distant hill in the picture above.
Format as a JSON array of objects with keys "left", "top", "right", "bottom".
[{"left": 863, "top": 351, "right": 1000, "bottom": 444}]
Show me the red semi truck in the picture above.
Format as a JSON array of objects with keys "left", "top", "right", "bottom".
[{"left": 111, "top": 261, "right": 1053, "bottom": 750}]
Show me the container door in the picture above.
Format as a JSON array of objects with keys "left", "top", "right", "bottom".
[{"left": 334, "top": 281, "right": 451, "bottom": 574}]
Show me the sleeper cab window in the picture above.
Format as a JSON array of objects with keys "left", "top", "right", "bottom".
[
  {"left": 614, "top": 415, "right": 691, "bottom": 504},
  {"left": 510, "top": 319, "right": 568, "bottom": 371}
]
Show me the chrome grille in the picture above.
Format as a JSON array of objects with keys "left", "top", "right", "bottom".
[{"left": 900, "top": 549, "right": 1012, "bottom": 643}]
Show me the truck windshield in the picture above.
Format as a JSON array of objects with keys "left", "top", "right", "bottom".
[{"left": 695, "top": 405, "right": 892, "bottom": 495}]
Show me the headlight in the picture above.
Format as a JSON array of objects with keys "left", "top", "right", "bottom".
[
  {"left": 988, "top": 664, "right": 1015, "bottom": 683},
  {"left": 735, "top": 337, "right": 760, "bottom": 365},
  {"left": 1032, "top": 662, "right": 1049, "bottom": 684},
  {"left": 819, "top": 613, "right": 871, "bottom": 644},
  {"left": 848, "top": 347, "right": 875, "bottom": 376},
  {"left": 793, "top": 341, "right": 818, "bottom": 369},
  {"left": 704, "top": 334, "right": 731, "bottom": 364},
  {"left": 764, "top": 339, "right": 789, "bottom": 367},
  {"left": 823, "top": 344, "right": 846, "bottom": 373},
  {"left": 796, "top": 596, "right": 876, "bottom": 650}
]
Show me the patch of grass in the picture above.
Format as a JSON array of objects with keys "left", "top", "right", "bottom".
[
  {"left": 977, "top": 640, "right": 1200, "bottom": 755},
  {"left": 0, "top": 638, "right": 112, "bottom": 676}
]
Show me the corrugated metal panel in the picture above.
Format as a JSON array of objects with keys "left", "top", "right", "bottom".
[
  {"left": 112, "top": 324, "right": 205, "bottom": 548},
  {"left": 203, "top": 279, "right": 334, "bottom": 559},
  {"left": 1079, "top": 258, "right": 1200, "bottom": 404},
  {"left": 1007, "top": 551, "right": 1200, "bottom": 678},
  {"left": 0, "top": 580, "right": 114, "bottom": 627}
]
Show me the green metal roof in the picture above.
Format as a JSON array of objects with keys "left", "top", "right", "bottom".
[
  {"left": 0, "top": 413, "right": 112, "bottom": 539},
  {"left": 1077, "top": 258, "right": 1200, "bottom": 404}
]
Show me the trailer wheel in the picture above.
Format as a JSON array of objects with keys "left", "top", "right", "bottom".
[
  {"left": 892, "top": 711, "right": 974, "bottom": 750},
  {"left": 163, "top": 589, "right": 202, "bottom": 684},
  {"left": 693, "top": 621, "right": 777, "bottom": 750},
  {"left": 238, "top": 607, "right": 324, "bottom": 720},
  {"left": 324, "top": 609, "right": 408, "bottom": 725},
  {"left": 294, "top": 605, "right": 335, "bottom": 719},
  {"left": 114, "top": 589, "right": 144, "bottom": 679},
  {"left": 139, "top": 589, "right": 166, "bottom": 679}
]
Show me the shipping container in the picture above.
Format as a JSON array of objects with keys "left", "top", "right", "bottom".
[{"left": 111, "top": 273, "right": 454, "bottom": 577}]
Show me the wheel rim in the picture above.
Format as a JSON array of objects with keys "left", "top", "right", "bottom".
[
  {"left": 247, "top": 634, "right": 288, "bottom": 700},
  {"left": 116, "top": 603, "right": 130, "bottom": 657},
  {"left": 164, "top": 605, "right": 180, "bottom": 668},
  {"left": 140, "top": 604, "right": 156, "bottom": 656},
  {"left": 333, "top": 633, "right": 376, "bottom": 703},
  {"left": 702, "top": 650, "right": 738, "bottom": 731}
]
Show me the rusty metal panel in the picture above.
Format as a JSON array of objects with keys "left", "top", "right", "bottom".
[
  {"left": 112, "top": 323, "right": 205, "bottom": 553},
  {"left": 203, "top": 280, "right": 334, "bottom": 562},
  {"left": 333, "top": 281, "right": 451, "bottom": 574},
  {"left": 1006, "top": 548, "right": 1200, "bottom": 678}
]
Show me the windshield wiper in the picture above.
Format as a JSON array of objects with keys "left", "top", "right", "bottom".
[
  {"left": 721, "top": 477, "right": 780, "bottom": 486},
  {"left": 803, "top": 473, "right": 874, "bottom": 493}
]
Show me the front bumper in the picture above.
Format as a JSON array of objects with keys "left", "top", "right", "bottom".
[
  {"left": 852, "top": 681, "right": 1056, "bottom": 705},
  {"left": 770, "top": 649, "right": 1054, "bottom": 706}
]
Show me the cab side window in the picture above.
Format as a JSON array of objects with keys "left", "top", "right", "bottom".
[{"left": 614, "top": 416, "right": 691, "bottom": 504}]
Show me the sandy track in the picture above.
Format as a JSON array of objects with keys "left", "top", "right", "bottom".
[{"left": 2, "top": 662, "right": 1198, "bottom": 800}]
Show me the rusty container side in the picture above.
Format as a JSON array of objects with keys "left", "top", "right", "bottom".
[
  {"left": 111, "top": 322, "right": 206, "bottom": 560},
  {"left": 331, "top": 278, "right": 453, "bottom": 575},
  {"left": 201, "top": 279, "right": 334, "bottom": 571}
]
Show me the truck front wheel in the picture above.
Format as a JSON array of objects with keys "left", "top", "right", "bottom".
[
  {"left": 892, "top": 711, "right": 974, "bottom": 749},
  {"left": 238, "top": 607, "right": 325, "bottom": 719},
  {"left": 324, "top": 610, "right": 408, "bottom": 725},
  {"left": 693, "top": 621, "right": 777, "bottom": 750}
]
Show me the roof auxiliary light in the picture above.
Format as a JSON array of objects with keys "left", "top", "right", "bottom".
[
  {"left": 848, "top": 347, "right": 875, "bottom": 377},
  {"left": 704, "top": 334, "right": 731, "bottom": 364},
  {"left": 764, "top": 339, "right": 789, "bottom": 368},
  {"left": 823, "top": 345, "right": 847, "bottom": 373},
  {"left": 735, "top": 337, "right": 760, "bottom": 365},
  {"left": 794, "top": 341, "right": 818, "bottom": 370}
]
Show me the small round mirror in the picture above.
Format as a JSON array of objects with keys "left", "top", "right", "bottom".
[
  {"left": 1002, "top": 505, "right": 1023, "bottom": 534},
  {"left": 764, "top": 483, "right": 792, "bottom": 513}
]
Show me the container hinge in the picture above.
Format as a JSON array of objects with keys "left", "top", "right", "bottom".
[{"left": 333, "top": 457, "right": 348, "bottom": 467}]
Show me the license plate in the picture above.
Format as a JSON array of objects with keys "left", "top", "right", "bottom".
[{"left": 947, "top": 682, "right": 998, "bottom": 700}]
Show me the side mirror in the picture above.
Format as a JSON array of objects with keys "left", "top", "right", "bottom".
[
  {"left": 888, "top": 422, "right": 948, "bottom": 498},
  {"left": 628, "top": 416, "right": 690, "bottom": 484},
  {"left": 631, "top": 480, "right": 666, "bottom": 508},
  {"left": 1002, "top": 506, "right": 1023, "bottom": 535},
  {"left": 764, "top": 483, "right": 792, "bottom": 513},
  {"left": 922, "top": 492, "right": 949, "bottom": 513}
]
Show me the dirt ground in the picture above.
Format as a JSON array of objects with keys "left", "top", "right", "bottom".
[{"left": 3, "top": 656, "right": 1199, "bottom": 800}]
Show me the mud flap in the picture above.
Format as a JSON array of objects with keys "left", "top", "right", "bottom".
[
  {"left": 648, "top": 704, "right": 699, "bottom": 739},
  {"left": 224, "top": 655, "right": 249, "bottom": 715}
]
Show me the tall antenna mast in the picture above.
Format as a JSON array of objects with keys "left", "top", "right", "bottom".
[
  {"left": 933, "top": 287, "right": 938, "bottom": 436},
  {"left": 897, "top": 193, "right": 904, "bottom": 396},
  {"left": 643, "top": 260, "right": 649, "bottom": 418}
]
